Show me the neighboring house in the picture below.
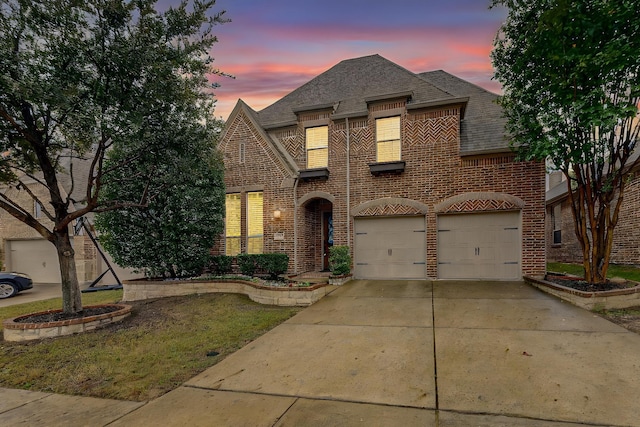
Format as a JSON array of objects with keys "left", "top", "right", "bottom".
[
  {"left": 546, "top": 166, "right": 640, "bottom": 266},
  {"left": 0, "top": 155, "right": 141, "bottom": 284},
  {"left": 218, "top": 54, "right": 546, "bottom": 280}
]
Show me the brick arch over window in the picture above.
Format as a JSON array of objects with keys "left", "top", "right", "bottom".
[
  {"left": 297, "top": 191, "right": 335, "bottom": 207},
  {"left": 434, "top": 192, "right": 525, "bottom": 213},
  {"left": 351, "top": 197, "right": 429, "bottom": 217}
]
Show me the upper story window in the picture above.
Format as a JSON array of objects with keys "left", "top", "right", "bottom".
[
  {"left": 305, "top": 126, "right": 328, "bottom": 168},
  {"left": 376, "top": 116, "right": 401, "bottom": 162},
  {"left": 247, "top": 191, "right": 264, "bottom": 254},
  {"left": 225, "top": 193, "right": 241, "bottom": 256}
]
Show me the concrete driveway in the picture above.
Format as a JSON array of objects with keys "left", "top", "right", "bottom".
[
  {"left": 0, "top": 283, "right": 61, "bottom": 308},
  {"left": 111, "top": 279, "right": 640, "bottom": 426}
]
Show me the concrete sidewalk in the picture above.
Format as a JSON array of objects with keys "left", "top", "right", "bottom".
[{"left": 2, "top": 280, "right": 640, "bottom": 426}]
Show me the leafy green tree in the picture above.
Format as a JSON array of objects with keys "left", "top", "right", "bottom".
[
  {"left": 0, "top": 0, "right": 227, "bottom": 313},
  {"left": 491, "top": 0, "right": 640, "bottom": 285},
  {"left": 95, "top": 121, "right": 225, "bottom": 279}
]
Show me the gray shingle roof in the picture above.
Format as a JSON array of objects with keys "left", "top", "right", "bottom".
[
  {"left": 253, "top": 54, "right": 510, "bottom": 154},
  {"left": 258, "top": 54, "right": 454, "bottom": 127}
]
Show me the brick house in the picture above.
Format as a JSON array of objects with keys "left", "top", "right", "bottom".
[
  {"left": 0, "top": 156, "right": 141, "bottom": 284},
  {"left": 218, "top": 55, "right": 546, "bottom": 280},
  {"left": 546, "top": 166, "right": 640, "bottom": 266}
]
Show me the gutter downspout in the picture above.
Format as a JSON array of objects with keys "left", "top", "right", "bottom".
[
  {"left": 293, "top": 176, "right": 299, "bottom": 274},
  {"left": 345, "top": 118, "right": 351, "bottom": 247}
]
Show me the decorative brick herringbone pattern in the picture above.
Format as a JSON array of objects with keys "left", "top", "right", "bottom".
[
  {"left": 405, "top": 115, "right": 458, "bottom": 146},
  {"left": 349, "top": 124, "right": 374, "bottom": 154},
  {"left": 275, "top": 127, "right": 304, "bottom": 165},
  {"left": 444, "top": 199, "right": 518, "bottom": 213},
  {"left": 358, "top": 204, "right": 423, "bottom": 217}
]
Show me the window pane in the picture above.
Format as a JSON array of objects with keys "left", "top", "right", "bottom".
[
  {"left": 247, "top": 237, "right": 263, "bottom": 254},
  {"left": 226, "top": 237, "right": 241, "bottom": 256},
  {"left": 377, "top": 140, "right": 401, "bottom": 162},
  {"left": 306, "top": 126, "right": 328, "bottom": 168},
  {"left": 376, "top": 117, "right": 400, "bottom": 142},
  {"left": 306, "top": 126, "right": 328, "bottom": 149},
  {"left": 247, "top": 191, "right": 263, "bottom": 254},
  {"left": 307, "top": 148, "right": 328, "bottom": 169},
  {"left": 225, "top": 194, "right": 241, "bottom": 256}
]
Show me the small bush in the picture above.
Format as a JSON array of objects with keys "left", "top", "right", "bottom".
[
  {"left": 329, "top": 246, "right": 351, "bottom": 276},
  {"left": 209, "top": 255, "right": 234, "bottom": 275},
  {"left": 260, "top": 253, "right": 289, "bottom": 280},
  {"left": 236, "top": 253, "right": 289, "bottom": 279},
  {"left": 237, "top": 254, "right": 257, "bottom": 276}
]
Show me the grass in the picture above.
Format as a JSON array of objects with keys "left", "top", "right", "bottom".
[
  {"left": 0, "top": 291, "right": 301, "bottom": 401},
  {"left": 547, "top": 262, "right": 640, "bottom": 282}
]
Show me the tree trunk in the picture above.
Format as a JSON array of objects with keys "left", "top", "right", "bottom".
[{"left": 53, "top": 229, "right": 83, "bottom": 314}]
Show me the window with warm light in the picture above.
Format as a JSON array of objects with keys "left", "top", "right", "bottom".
[
  {"left": 305, "top": 126, "right": 328, "bottom": 168},
  {"left": 225, "top": 193, "right": 241, "bottom": 256},
  {"left": 376, "top": 116, "right": 401, "bottom": 162},
  {"left": 247, "top": 191, "right": 263, "bottom": 254}
]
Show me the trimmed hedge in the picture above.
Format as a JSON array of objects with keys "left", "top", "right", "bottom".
[
  {"left": 329, "top": 246, "right": 351, "bottom": 276},
  {"left": 237, "top": 253, "right": 289, "bottom": 279},
  {"left": 209, "top": 255, "right": 234, "bottom": 275}
]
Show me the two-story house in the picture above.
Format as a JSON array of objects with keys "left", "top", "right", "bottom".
[{"left": 218, "top": 55, "right": 545, "bottom": 280}]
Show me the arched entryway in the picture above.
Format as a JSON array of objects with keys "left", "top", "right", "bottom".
[{"left": 298, "top": 194, "right": 334, "bottom": 273}]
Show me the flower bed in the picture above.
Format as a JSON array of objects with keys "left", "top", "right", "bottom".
[
  {"left": 3, "top": 304, "right": 132, "bottom": 342},
  {"left": 122, "top": 278, "right": 334, "bottom": 306},
  {"left": 524, "top": 275, "right": 640, "bottom": 310}
]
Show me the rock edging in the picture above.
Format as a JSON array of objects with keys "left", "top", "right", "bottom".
[
  {"left": 3, "top": 304, "right": 132, "bottom": 342},
  {"left": 524, "top": 275, "right": 640, "bottom": 310},
  {"left": 122, "top": 279, "right": 336, "bottom": 307}
]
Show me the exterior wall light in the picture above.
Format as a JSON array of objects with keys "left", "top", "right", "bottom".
[{"left": 273, "top": 209, "right": 282, "bottom": 220}]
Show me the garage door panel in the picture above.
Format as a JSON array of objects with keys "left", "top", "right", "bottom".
[
  {"left": 8, "top": 239, "right": 64, "bottom": 283},
  {"left": 354, "top": 216, "right": 426, "bottom": 280},
  {"left": 437, "top": 212, "right": 521, "bottom": 280}
]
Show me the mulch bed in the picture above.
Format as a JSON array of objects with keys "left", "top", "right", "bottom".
[
  {"left": 13, "top": 306, "right": 120, "bottom": 323},
  {"left": 545, "top": 274, "right": 632, "bottom": 292}
]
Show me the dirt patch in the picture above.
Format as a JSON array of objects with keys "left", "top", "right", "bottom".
[{"left": 598, "top": 308, "right": 640, "bottom": 335}]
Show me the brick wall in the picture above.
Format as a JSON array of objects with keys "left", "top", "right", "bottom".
[
  {"left": 221, "top": 100, "right": 546, "bottom": 277},
  {"left": 547, "top": 172, "right": 640, "bottom": 266}
]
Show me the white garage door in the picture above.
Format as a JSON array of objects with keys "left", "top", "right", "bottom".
[
  {"left": 437, "top": 212, "right": 521, "bottom": 280},
  {"left": 354, "top": 216, "right": 426, "bottom": 280},
  {"left": 8, "top": 239, "right": 63, "bottom": 283}
]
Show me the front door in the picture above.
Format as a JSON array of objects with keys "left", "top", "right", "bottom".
[{"left": 322, "top": 212, "right": 333, "bottom": 271}]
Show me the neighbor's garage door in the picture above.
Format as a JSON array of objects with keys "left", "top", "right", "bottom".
[
  {"left": 8, "top": 239, "right": 63, "bottom": 283},
  {"left": 437, "top": 212, "right": 521, "bottom": 280},
  {"left": 354, "top": 216, "right": 426, "bottom": 279}
]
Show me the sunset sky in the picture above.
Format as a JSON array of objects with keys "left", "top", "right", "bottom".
[{"left": 161, "top": 1, "right": 508, "bottom": 120}]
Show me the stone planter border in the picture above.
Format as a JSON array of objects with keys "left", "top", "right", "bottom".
[
  {"left": 3, "top": 304, "right": 132, "bottom": 342},
  {"left": 122, "top": 279, "right": 335, "bottom": 307},
  {"left": 524, "top": 275, "right": 640, "bottom": 310}
]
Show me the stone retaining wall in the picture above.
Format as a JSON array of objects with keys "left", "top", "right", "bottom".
[
  {"left": 123, "top": 279, "right": 336, "bottom": 307},
  {"left": 524, "top": 276, "right": 640, "bottom": 310}
]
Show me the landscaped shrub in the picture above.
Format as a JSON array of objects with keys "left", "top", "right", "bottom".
[
  {"left": 260, "top": 253, "right": 289, "bottom": 280},
  {"left": 237, "top": 254, "right": 257, "bottom": 276},
  {"left": 209, "top": 255, "right": 234, "bottom": 275},
  {"left": 329, "top": 246, "right": 351, "bottom": 276},
  {"left": 236, "top": 253, "right": 289, "bottom": 279}
]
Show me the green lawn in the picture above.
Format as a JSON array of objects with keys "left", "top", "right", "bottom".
[
  {"left": 0, "top": 292, "right": 301, "bottom": 401},
  {"left": 548, "top": 262, "right": 640, "bottom": 282}
]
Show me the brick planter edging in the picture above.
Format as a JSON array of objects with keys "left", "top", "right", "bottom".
[
  {"left": 524, "top": 275, "right": 640, "bottom": 310},
  {"left": 3, "top": 304, "right": 132, "bottom": 342},
  {"left": 122, "top": 279, "right": 336, "bottom": 307}
]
